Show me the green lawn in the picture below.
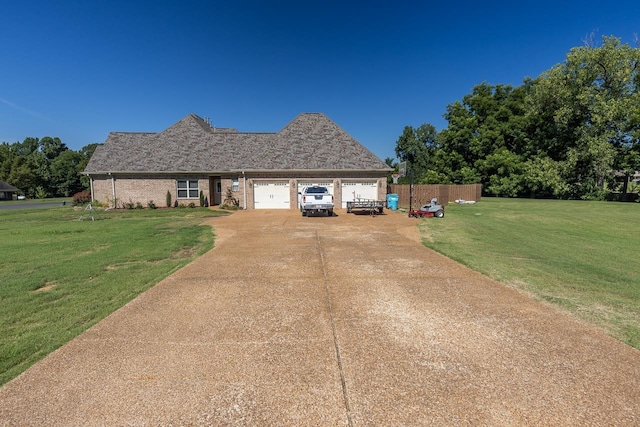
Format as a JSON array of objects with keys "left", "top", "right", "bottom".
[
  {"left": 0, "top": 206, "right": 226, "bottom": 386},
  {"left": 416, "top": 198, "right": 640, "bottom": 349}
]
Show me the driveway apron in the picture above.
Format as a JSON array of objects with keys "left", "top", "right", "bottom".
[{"left": 0, "top": 209, "right": 639, "bottom": 426}]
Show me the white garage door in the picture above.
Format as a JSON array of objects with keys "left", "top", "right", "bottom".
[
  {"left": 341, "top": 181, "right": 378, "bottom": 208},
  {"left": 254, "top": 181, "right": 290, "bottom": 209},
  {"left": 297, "top": 181, "right": 334, "bottom": 208}
]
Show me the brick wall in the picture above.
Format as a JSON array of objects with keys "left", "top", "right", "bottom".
[
  {"left": 91, "top": 176, "right": 113, "bottom": 205},
  {"left": 89, "top": 172, "right": 387, "bottom": 209},
  {"left": 90, "top": 174, "right": 210, "bottom": 208},
  {"left": 219, "top": 175, "right": 245, "bottom": 208}
]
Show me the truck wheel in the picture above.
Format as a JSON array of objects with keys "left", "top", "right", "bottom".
[
  {"left": 328, "top": 210, "right": 334, "bottom": 217},
  {"left": 301, "top": 209, "right": 307, "bottom": 217},
  {"left": 435, "top": 209, "right": 444, "bottom": 218}
]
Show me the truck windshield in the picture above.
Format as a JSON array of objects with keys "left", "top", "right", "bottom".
[{"left": 306, "top": 187, "right": 327, "bottom": 194}]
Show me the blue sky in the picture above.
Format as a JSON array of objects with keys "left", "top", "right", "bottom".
[{"left": 1, "top": 0, "right": 639, "bottom": 161}]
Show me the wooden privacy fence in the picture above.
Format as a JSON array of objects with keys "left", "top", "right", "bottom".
[{"left": 387, "top": 184, "right": 482, "bottom": 207}]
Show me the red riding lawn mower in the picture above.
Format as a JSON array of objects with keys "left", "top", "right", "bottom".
[{"left": 408, "top": 198, "right": 445, "bottom": 218}]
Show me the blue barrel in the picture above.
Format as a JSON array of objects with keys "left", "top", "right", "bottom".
[{"left": 386, "top": 193, "right": 399, "bottom": 210}]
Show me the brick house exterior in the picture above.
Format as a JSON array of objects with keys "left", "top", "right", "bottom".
[{"left": 84, "top": 113, "right": 391, "bottom": 209}]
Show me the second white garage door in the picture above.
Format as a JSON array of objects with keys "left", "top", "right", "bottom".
[
  {"left": 341, "top": 181, "right": 378, "bottom": 208},
  {"left": 254, "top": 181, "right": 290, "bottom": 209}
]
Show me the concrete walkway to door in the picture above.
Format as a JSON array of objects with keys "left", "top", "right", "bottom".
[{"left": 1, "top": 209, "right": 639, "bottom": 426}]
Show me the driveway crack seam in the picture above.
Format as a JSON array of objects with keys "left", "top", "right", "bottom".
[{"left": 316, "top": 231, "right": 354, "bottom": 427}]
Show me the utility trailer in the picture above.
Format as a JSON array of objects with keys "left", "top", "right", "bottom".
[{"left": 346, "top": 199, "right": 385, "bottom": 215}]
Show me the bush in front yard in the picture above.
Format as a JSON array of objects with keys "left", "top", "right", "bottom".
[{"left": 72, "top": 191, "right": 92, "bottom": 206}]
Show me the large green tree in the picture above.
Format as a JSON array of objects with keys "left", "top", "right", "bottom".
[
  {"left": 529, "top": 35, "right": 640, "bottom": 199},
  {"left": 6, "top": 157, "right": 37, "bottom": 196},
  {"left": 78, "top": 143, "right": 100, "bottom": 189},
  {"left": 50, "top": 150, "right": 85, "bottom": 197},
  {"left": 0, "top": 137, "right": 94, "bottom": 198},
  {"left": 40, "top": 136, "right": 67, "bottom": 160},
  {"left": 0, "top": 143, "right": 13, "bottom": 179},
  {"left": 394, "top": 123, "right": 439, "bottom": 183},
  {"left": 436, "top": 82, "right": 531, "bottom": 195},
  {"left": 394, "top": 35, "right": 640, "bottom": 200}
]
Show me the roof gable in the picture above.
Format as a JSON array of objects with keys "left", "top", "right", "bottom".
[
  {"left": 157, "top": 114, "right": 214, "bottom": 139},
  {"left": 269, "top": 113, "right": 388, "bottom": 170},
  {"left": 84, "top": 113, "right": 390, "bottom": 173},
  {"left": 0, "top": 180, "right": 20, "bottom": 192}
]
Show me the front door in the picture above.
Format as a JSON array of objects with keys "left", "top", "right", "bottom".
[{"left": 212, "top": 177, "right": 222, "bottom": 205}]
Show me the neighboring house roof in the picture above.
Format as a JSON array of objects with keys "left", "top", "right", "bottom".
[
  {"left": 84, "top": 113, "right": 391, "bottom": 174},
  {"left": 0, "top": 181, "right": 19, "bottom": 192}
]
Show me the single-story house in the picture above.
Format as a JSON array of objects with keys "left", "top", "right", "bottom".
[
  {"left": 83, "top": 113, "right": 392, "bottom": 209},
  {"left": 0, "top": 181, "right": 20, "bottom": 200}
]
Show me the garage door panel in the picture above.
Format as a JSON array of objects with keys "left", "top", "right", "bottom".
[
  {"left": 254, "top": 182, "right": 290, "bottom": 209},
  {"left": 341, "top": 182, "right": 378, "bottom": 208}
]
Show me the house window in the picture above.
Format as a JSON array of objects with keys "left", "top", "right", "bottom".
[
  {"left": 232, "top": 178, "right": 239, "bottom": 191},
  {"left": 177, "top": 180, "right": 199, "bottom": 198}
]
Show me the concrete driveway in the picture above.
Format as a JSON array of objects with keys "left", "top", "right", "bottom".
[{"left": 1, "top": 209, "right": 639, "bottom": 426}]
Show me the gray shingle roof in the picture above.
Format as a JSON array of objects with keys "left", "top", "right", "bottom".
[
  {"left": 0, "top": 181, "right": 19, "bottom": 191},
  {"left": 84, "top": 113, "right": 391, "bottom": 174}
]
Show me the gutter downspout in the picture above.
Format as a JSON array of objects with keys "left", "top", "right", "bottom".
[
  {"left": 242, "top": 171, "right": 247, "bottom": 209},
  {"left": 89, "top": 175, "right": 95, "bottom": 202},
  {"left": 109, "top": 173, "right": 116, "bottom": 208}
]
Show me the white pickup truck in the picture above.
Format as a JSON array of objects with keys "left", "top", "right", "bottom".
[{"left": 298, "top": 186, "right": 334, "bottom": 217}]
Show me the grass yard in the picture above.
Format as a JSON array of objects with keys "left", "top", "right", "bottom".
[
  {"left": 0, "top": 206, "right": 226, "bottom": 386},
  {"left": 416, "top": 198, "right": 640, "bottom": 349}
]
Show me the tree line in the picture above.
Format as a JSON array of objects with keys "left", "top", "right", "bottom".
[
  {"left": 0, "top": 137, "right": 98, "bottom": 198},
  {"left": 393, "top": 36, "right": 640, "bottom": 200}
]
